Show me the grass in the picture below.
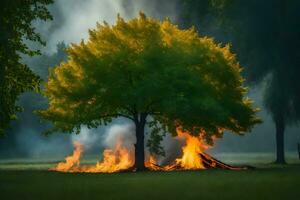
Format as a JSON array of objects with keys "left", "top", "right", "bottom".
[
  {"left": 1, "top": 153, "right": 300, "bottom": 200},
  {"left": 0, "top": 165, "right": 300, "bottom": 200}
]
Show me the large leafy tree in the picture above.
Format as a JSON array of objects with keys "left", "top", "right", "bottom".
[
  {"left": 0, "top": 0, "right": 53, "bottom": 136},
  {"left": 39, "top": 13, "right": 260, "bottom": 171},
  {"left": 178, "top": 0, "right": 300, "bottom": 164}
]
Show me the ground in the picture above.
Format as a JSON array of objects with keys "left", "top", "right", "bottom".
[{"left": 0, "top": 153, "right": 300, "bottom": 200}]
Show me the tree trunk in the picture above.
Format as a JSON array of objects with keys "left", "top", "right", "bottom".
[
  {"left": 273, "top": 0, "right": 287, "bottom": 165},
  {"left": 133, "top": 114, "right": 146, "bottom": 171},
  {"left": 297, "top": 143, "right": 300, "bottom": 160},
  {"left": 275, "top": 116, "right": 286, "bottom": 164},
  {"left": 0, "top": 60, "right": 6, "bottom": 134}
]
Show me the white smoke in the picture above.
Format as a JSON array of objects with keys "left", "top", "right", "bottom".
[
  {"left": 157, "top": 133, "right": 183, "bottom": 165},
  {"left": 71, "top": 126, "right": 102, "bottom": 150},
  {"left": 37, "top": 0, "right": 178, "bottom": 53},
  {"left": 46, "top": 0, "right": 124, "bottom": 52},
  {"left": 103, "top": 124, "right": 135, "bottom": 150},
  {"left": 71, "top": 123, "right": 135, "bottom": 153}
]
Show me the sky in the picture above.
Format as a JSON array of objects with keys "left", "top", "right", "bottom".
[{"left": 0, "top": 0, "right": 299, "bottom": 160}]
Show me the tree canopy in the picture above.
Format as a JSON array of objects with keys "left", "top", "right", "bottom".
[
  {"left": 39, "top": 13, "right": 260, "bottom": 143},
  {"left": 0, "top": 0, "right": 53, "bottom": 136}
]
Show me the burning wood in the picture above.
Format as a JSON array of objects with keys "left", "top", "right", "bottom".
[{"left": 50, "top": 129, "right": 248, "bottom": 173}]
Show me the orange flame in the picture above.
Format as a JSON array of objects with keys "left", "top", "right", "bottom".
[
  {"left": 51, "top": 129, "right": 213, "bottom": 173},
  {"left": 146, "top": 129, "right": 212, "bottom": 171},
  {"left": 50, "top": 141, "right": 83, "bottom": 172},
  {"left": 88, "top": 139, "right": 134, "bottom": 173},
  {"left": 174, "top": 129, "right": 209, "bottom": 169},
  {"left": 51, "top": 138, "right": 134, "bottom": 173}
]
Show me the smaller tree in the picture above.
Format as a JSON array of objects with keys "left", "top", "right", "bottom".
[
  {"left": 0, "top": 0, "right": 53, "bottom": 136},
  {"left": 39, "top": 13, "right": 260, "bottom": 171}
]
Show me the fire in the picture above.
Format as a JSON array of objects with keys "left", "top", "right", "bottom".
[
  {"left": 174, "top": 129, "right": 209, "bottom": 169},
  {"left": 90, "top": 139, "right": 134, "bottom": 173},
  {"left": 51, "top": 128, "right": 216, "bottom": 173},
  {"left": 50, "top": 141, "right": 83, "bottom": 172},
  {"left": 51, "top": 138, "right": 134, "bottom": 173},
  {"left": 146, "top": 129, "right": 211, "bottom": 171}
]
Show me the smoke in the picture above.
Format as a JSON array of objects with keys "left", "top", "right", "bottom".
[
  {"left": 71, "top": 126, "right": 103, "bottom": 151},
  {"left": 0, "top": 92, "right": 73, "bottom": 159},
  {"left": 45, "top": 0, "right": 124, "bottom": 52},
  {"left": 103, "top": 124, "right": 136, "bottom": 150},
  {"left": 38, "top": 0, "right": 179, "bottom": 53},
  {"left": 211, "top": 83, "right": 300, "bottom": 154},
  {"left": 70, "top": 123, "right": 136, "bottom": 159},
  {"left": 156, "top": 133, "right": 183, "bottom": 165},
  {"left": 15, "top": 129, "right": 71, "bottom": 159}
]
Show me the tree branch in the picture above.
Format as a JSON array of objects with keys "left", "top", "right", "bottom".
[
  {"left": 148, "top": 112, "right": 161, "bottom": 116},
  {"left": 99, "top": 113, "right": 134, "bottom": 121},
  {"left": 117, "top": 113, "right": 134, "bottom": 121}
]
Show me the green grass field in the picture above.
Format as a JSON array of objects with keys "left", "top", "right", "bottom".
[{"left": 1, "top": 153, "right": 300, "bottom": 200}]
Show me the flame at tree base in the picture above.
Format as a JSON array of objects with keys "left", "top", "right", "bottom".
[
  {"left": 50, "top": 139, "right": 134, "bottom": 173},
  {"left": 50, "top": 129, "right": 246, "bottom": 173},
  {"left": 145, "top": 129, "right": 208, "bottom": 171},
  {"left": 175, "top": 130, "right": 208, "bottom": 169},
  {"left": 51, "top": 141, "right": 84, "bottom": 172}
]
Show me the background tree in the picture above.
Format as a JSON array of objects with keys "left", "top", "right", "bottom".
[
  {"left": 0, "top": 42, "right": 68, "bottom": 156},
  {"left": 178, "top": 0, "right": 300, "bottom": 164},
  {"left": 231, "top": 0, "right": 300, "bottom": 164},
  {"left": 0, "top": 0, "right": 53, "bottom": 136},
  {"left": 39, "top": 13, "right": 260, "bottom": 171},
  {"left": 178, "top": 0, "right": 231, "bottom": 28}
]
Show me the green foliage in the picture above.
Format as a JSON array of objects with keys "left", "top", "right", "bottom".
[
  {"left": 39, "top": 13, "right": 260, "bottom": 148},
  {"left": 147, "top": 120, "right": 166, "bottom": 156},
  {"left": 0, "top": 0, "right": 53, "bottom": 136}
]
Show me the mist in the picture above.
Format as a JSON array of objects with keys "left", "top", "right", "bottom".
[
  {"left": 36, "top": 0, "right": 179, "bottom": 53},
  {"left": 0, "top": 0, "right": 299, "bottom": 160}
]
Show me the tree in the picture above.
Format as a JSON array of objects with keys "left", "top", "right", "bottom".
[
  {"left": 0, "top": 0, "right": 53, "bottom": 136},
  {"left": 0, "top": 42, "right": 68, "bottom": 157},
  {"left": 236, "top": 0, "right": 300, "bottom": 164},
  {"left": 38, "top": 13, "right": 260, "bottom": 171},
  {"left": 178, "top": 0, "right": 300, "bottom": 164},
  {"left": 178, "top": 0, "right": 231, "bottom": 27},
  {"left": 223, "top": 0, "right": 300, "bottom": 164},
  {"left": 26, "top": 42, "right": 68, "bottom": 80}
]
